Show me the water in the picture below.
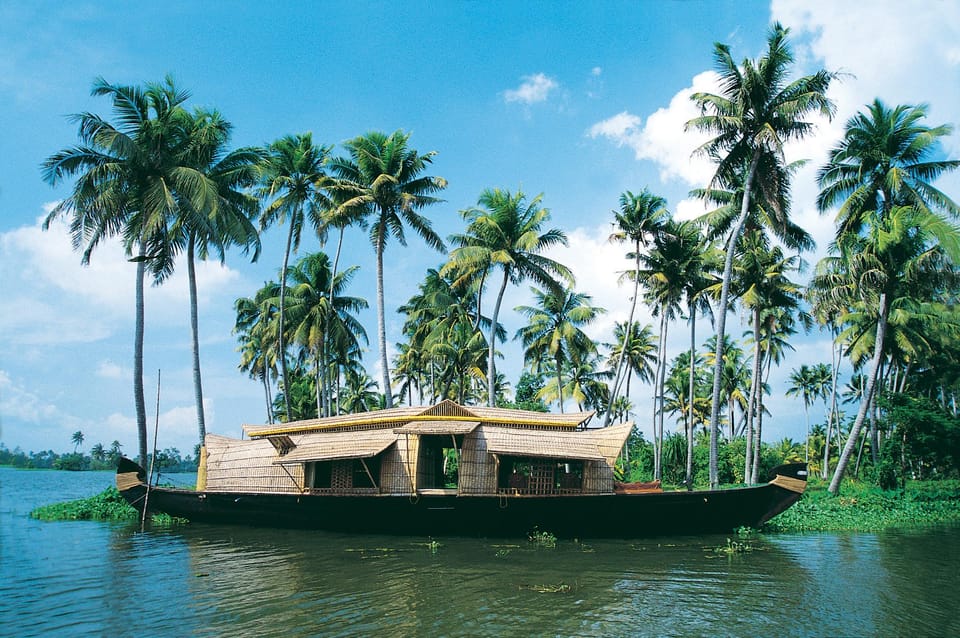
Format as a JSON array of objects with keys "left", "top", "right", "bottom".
[{"left": 2, "top": 467, "right": 959, "bottom": 637}]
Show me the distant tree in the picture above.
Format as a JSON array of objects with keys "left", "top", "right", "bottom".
[{"left": 71, "top": 431, "right": 85, "bottom": 452}]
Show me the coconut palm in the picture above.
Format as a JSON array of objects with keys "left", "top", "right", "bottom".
[
  {"left": 42, "top": 76, "right": 207, "bottom": 466},
  {"left": 816, "top": 101, "right": 960, "bottom": 493},
  {"left": 686, "top": 23, "right": 835, "bottom": 486},
  {"left": 285, "top": 252, "right": 368, "bottom": 417},
  {"left": 605, "top": 189, "right": 670, "bottom": 421},
  {"left": 71, "top": 431, "right": 85, "bottom": 453},
  {"left": 168, "top": 108, "right": 262, "bottom": 445},
  {"left": 639, "top": 220, "right": 691, "bottom": 479},
  {"left": 330, "top": 130, "right": 447, "bottom": 408},
  {"left": 734, "top": 230, "right": 806, "bottom": 480},
  {"left": 515, "top": 288, "right": 603, "bottom": 413},
  {"left": 606, "top": 321, "right": 658, "bottom": 402},
  {"left": 235, "top": 282, "right": 280, "bottom": 423},
  {"left": 446, "top": 188, "right": 572, "bottom": 406},
  {"left": 786, "top": 364, "right": 820, "bottom": 463}
]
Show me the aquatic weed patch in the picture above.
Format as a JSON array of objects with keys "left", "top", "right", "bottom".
[
  {"left": 30, "top": 487, "right": 139, "bottom": 522},
  {"left": 762, "top": 480, "right": 960, "bottom": 533},
  {"left": 30, "top": 487, "right": 186, "bottom": 525}
]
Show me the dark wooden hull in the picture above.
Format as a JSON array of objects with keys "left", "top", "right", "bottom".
[{"left": 117, "top": 459, "right": 806, "bottom": 538}]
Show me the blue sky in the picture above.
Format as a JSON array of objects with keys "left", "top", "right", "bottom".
[{"left": 1, "top": 1, "right": 958, "bottom": 458}]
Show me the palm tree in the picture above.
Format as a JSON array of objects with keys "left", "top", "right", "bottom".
[
  {"left": 606, "top": 321, "right": 658, "bottom": 402},
  {"left": 786, "top": 364, "right": 819, "bottom": 463},
  {"left": 168, "top": 108, "right": 262, "bottom": 446},
  {"left": 515, "top": 288, "right": 603, "bottom": 413},
  {"left": 71, "top": 431, "right": 85, "bottom": 453},
  {"left": 686, "top": 23, "right": 835, "bottom": 486},
  {"left": 258, "top": 133, "right": 332, "bottom": 421},
  {"left": 43, "top": 76, "right": 202, "bottom": 466},
  {"left": 816, "top": 101, "right": 960, "bottom": 493},
  {"left": 235, "top": 282, "right": 280, "bottom": 423},
  {"left": 734, "top": 229, "right": 806, "bottom": 480},
  {"left": 446, "top": 187, "right": 572, "bottom": 406},
  {"left": 341, "top": 367, "right": 381, "bottom": 414},
  {"left": 639, "top": 220, "right": 691, "bottom": 479},
  {"left": 330, "top": 130, "right": 447, "bottom": 408},
  {"left": 285, "top": 252, "right": 368, "bottom": 417},
  {"left": 90, "top": 443, "right": 106, "bottom": 463},
  {"left": 605, "top": 189, "right": 670, "bottom": 421}
]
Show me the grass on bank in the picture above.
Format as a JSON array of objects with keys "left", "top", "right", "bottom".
[
  {"left": 30, "top": 486, "right": 183, "bottom": 525},
  {"left": 762, "top": 477, "right": 960, "bottom": 533}
]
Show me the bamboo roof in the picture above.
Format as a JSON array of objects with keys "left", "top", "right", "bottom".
[
  {"left": 483, "top": 421, "right": 633, "bottom": 464},
  {"left": 484, "top": 427, "right": 606, "bottom": 461},
  {"left": 244, "top": 401, "right": 594, "bottom": 438},
  {"left": 393, "top": 420, "right": 480, "bottom": 435},
  {"left": 272, "top": 430, "right": 398, "bottom": 465}
]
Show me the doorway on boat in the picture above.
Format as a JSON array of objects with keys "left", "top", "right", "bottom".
[
  {"left": 416, "top": 434, "right": 463, "bottom": 492},
  {"left": 306, "top": 455, "right": 382, "bottom": 493},
  {"left": 497, "top": 457, "right": 583, "bottom": 495}
]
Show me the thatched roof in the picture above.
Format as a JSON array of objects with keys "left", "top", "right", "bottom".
[
  {"left": 393, "top": 420, "right": 480, "bottom": 435},
  {"left": 483, "top": 421, "right": 632, "bottom": 464},
  {"left": 484, "top": 427, "right": 607, "bottom": 461},
  {"left": 244, "top": 400, "right": 594, "bottom": 438},
  {"left": 273, "top": 430, "right": 398, "bottom": 465}
]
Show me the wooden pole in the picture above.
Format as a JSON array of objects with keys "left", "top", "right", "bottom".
[{"left": 141, "top": 369, "right": 161, "bottom": 531}]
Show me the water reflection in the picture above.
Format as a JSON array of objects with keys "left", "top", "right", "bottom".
[{"left": 2, "top": 469, "right": 959, "bottom": 637}]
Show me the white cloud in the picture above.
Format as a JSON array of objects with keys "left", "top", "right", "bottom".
[
  {"left": 503, "top": 73, "right": 559, "bottom": 104},
  {"left": 587, "top": 71, "right": 720, "bottom": 186},
  {"left": 0, "top": 211, "right": 243, "bottom": 346},
  {"left": 591, "top": 67, "right": 603, "bottom": 77},
  {"left": 96, "top": 360, "right": 126, "bottom": 379}
]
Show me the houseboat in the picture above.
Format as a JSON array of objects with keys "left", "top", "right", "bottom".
[{"left": 117, "top": 400, "right": 807, "bottom": 538}]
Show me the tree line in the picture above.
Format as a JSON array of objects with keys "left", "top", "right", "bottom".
[{"left": 44, "top": 23, "right": 960, "bottom": 493}]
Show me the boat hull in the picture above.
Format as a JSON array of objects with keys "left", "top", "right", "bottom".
[{"left": 117, "top": 459, "right": 806, "bottom": 538}]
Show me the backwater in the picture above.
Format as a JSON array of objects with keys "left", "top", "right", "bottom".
[{"left": 1, "top": 467, "right": 958, "bottom": 637}]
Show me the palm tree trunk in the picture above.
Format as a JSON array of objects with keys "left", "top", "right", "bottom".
[
  {"left": 278, "top": 220, "right": 296, "bottom": 421},
  {"left": 745, "top": 307, "right": 761, "bottom": 483},
  {"left": 487, "top": 270, "right": 510, "bottom": 407},
  {"left": 708, "top": 152, "right": 759, "bottom": 489},
  {"left": 606, "top": 248, "right": 641, "bottom": 424},
  {"left": 324, "top": 227, "right": 345, "bottom": 417},
  {"left": 375, "top": 227, "right": 393, "bottom": 408},
  {"left": 823, "top": 337, "right": 840, "bottom": 479},
  {"left": 187, "top": 238, "right": 207, "bottom": 446},
  {"left": 555, "top": 354, "right": 565, "bottom": 414},
  {"left": 653, "top": 310, "right": 667, "bottom": 480},
  {"left": 134, "top": 245, "right": 148, "bottom": 467},
  {"left": 261, "top": 371, "right": 272, "bottom": 424},
  {"left": 829, "top": 292, "right": 891, "bottom": 494},
  {"left": 686, "top": 302, "right": 696, "bottom": 486}
]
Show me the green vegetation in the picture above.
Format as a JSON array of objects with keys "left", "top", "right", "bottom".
[
  {"left": 527, "top": 528, "right": 558, "bottom": 548},
  {"left": 0, "top": 441, "right": 197, "bottom": 473},
  {"left": 763, "top": 478, "right": 960, "bottom": 533},
  {"left": 29, "top": 487, "right": 186, "bottom": 525},
  {"left": 41, "top": 22, "right": 960, "bottom": 498}
]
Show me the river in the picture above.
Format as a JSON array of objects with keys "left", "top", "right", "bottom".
[{"left": 1, "top": 467, "right": 957, "bottom": 637}]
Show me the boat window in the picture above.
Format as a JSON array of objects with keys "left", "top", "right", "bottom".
[
  {"left": 353, "top": 456, "right": 381, "bottom": 489},
  {"left": 497, "top": 457, "right": 583, "bottom": 494},
  {"left": 311, "top": 460, "right": 333, "bottom": 489}
]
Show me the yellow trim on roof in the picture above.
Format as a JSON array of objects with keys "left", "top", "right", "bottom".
[{"left": 248, "top": 413, "right": 582, "bottom": 438}]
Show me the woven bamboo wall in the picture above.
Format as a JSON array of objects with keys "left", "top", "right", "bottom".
[
  {"left": 458, "top": 427, "right": 497, "bottom": 494},
  {"left": 380, "top": 433, "right": 417, "bottom": 494},
  {"left": 582, "top": 460, "right": 614, "bottom": 493},
  {"left": 204, "top": 434, "right": 302, "bottom": 493}
]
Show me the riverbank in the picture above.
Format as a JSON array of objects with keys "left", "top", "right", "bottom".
[
  {"left": 761, "top": 478, "right": 960, "bottom": 533},
  {"left": 30, "top": 477, "right": 960, "bottom": 533}
]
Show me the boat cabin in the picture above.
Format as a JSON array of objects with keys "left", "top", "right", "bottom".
[{"left": 197, "top": 400, "right": 633, "bottom": 497}]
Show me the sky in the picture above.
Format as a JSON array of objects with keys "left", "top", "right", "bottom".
[{"left": 1, "top": 0, "right": 958, "bottom": 459}]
